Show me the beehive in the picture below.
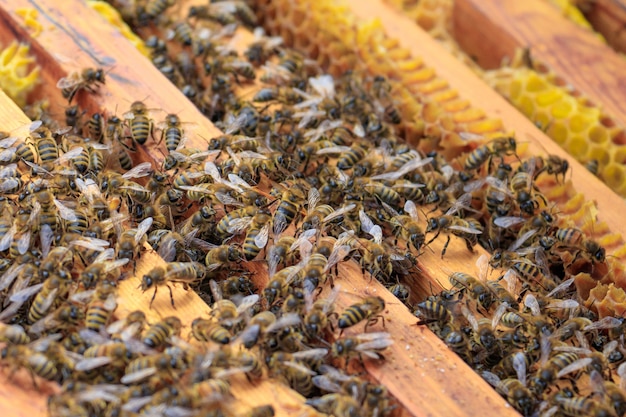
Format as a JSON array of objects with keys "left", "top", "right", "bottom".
[{"left": 0, "top": 1, "right": 625, "bottom": 417}]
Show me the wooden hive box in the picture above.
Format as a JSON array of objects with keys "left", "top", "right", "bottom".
[{"left": 0, "top": 1, "right": 625, "bottom": 417}]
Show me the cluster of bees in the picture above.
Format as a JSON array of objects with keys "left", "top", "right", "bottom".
[{"left": 0, "top": 1, "right": 622, "bottom": 417}]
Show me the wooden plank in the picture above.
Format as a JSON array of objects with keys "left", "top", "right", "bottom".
[
  {"left": 0, "top": 2, "right": 516, "bottom": 417},
  {"left": 0, "top": 89, "right": 55, "bottom": 417},
  {"left": 340, "top": 0, "right": 626, "bottom": 241},
  {"left": 582, "top": 0, "right": 626, "bottom": 54},
  {"left": 451, "top": 0, "right": 626, "bottom": 127}
]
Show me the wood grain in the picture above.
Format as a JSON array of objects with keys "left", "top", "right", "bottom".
[
  {"left": 582, "top": 0, "right": 626, "bottom": 54},
  {"left": 0, "top": 1, "right": 518, "bottom": 417},
  {"left": 452, "top": 0, "right": 626, "bottom": 127},
  {"left": 343, "top": 0, "right": 626, "bottom": 241}
]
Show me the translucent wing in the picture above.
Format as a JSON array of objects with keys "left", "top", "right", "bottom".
[
  {"left": 54, "top": 198, "right": 78, "bottom": 221},
  {"left": 122, "top": 162, "right": 153, "bottom": 179},
  {"left": 135, "top": 217, "right": 154, "bottom": 243},
  {"left": 493, "top": 217, "right": 526, "bottom": 229}
]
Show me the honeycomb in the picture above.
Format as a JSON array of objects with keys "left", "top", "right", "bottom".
[
  {"left": 485, "top": 63, "right": 626, "bottom": 197},
  {"left": 250, "top": 0, "right": 626, "bottom": 314},
  {"left": 15, "top": 8, "right": 43, "bottom": 37},
  {"left": 252, "top": 0, "right": 506, "bottom": 160},
  {"left": 543, "top": 0, "right": 605, "bottom": 41},
  {"left": 87, "top": 0, "right": 150, "bottom": 57},
  {"left": 0, "top": 42, "right": 40, "bottom": 108}
]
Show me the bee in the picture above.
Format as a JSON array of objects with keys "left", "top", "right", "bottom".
[
  {"left": 449, "top": 272, "right": 493, "bottom": 310},
  {"left": 1, "top": 344, "right": 58, "bottom": 383},
  {"left": 179, "top": 205, "right": 216, "bottom": 237},
  {"left": 332, "top": 332, "right": 394, "bottom": 362},
  {"left": 461, "top": 305, "right": 500, "bottom": 357},
  {"left": 388, "top": 200, "right": 425, "bottom": 253},
  {"left": 0, "top": 323, "right": 30, "bottom": 344},
  {"left": 64, "top": 105, "right": 83, "bottom": 132},
  {"left": 263, "top": 265, "right": 300, "bottom": 307},
  {"left": 555, "top": 227, "right": 606, "bottom": 265},
  {"left": 554, "top": 395, "right": 617, "bottom": 417},
  {"left": 425, "top": 215, "right": 483, "bottom": 258},
  {"left": 267, "top": 349, "right": 327, "bottom": 396},
  {"left": 84, "top": 280, "right": 118, "bottom": 332},
  {"left": 482, "top": 371, "right": 535, "bottom": 417},
  {"left": 304, "top": 287, "right": 338, "bottom": 339},
  {"left": 29, "top": 303, "right": 86, "bottom": 335},
  {"left": 528, "top": 349, "right": 579, "bottom": 395},
  {"left": 107, "top": 310, "right": 147, "bottom": 341},
  {"left": 115, "top": 217, "right": 153, "bottom": 263},
  {"left": 205, "top": 244, "right": 244, "bottom": 272},
  {"left": 145, "top": 0, "right": 175, "bottom": 20},
  {"left": 585, "top": 159, "right": 599, "bottom": 176},
  {"left": 273, "top": 185, "right": 307, "bottom": 237},
  {"left": 124, "top": 101, "right": 154, "bottom": 145},
  {"left": 486, "top": 280, "right": 519, "bottom": 310},
  {"left": 190, "top": 317, "right": 231, "bottom": 344},
  {"left": 121, "top": 347, "right": 186, "bottom": 384},
  {"left": 337, "top": 295, "right": 386, "bottom": 331},
  {"left": 142, "top": 316, "right": 182, "bottom": 349},
  {"left": 158, "top": 113, "right": 185, "bottom": 152},
  {"left": 464, "top": 137, "right": 518, "bottom": 171},
  {"left": 243, "top": 212, "right": 271, "bottom": 261},
  {"left": 28, "top": 270, "right": 71, "bottom": 323},
  {"left": 79, "top": 248, "right": 129, "bottom": 290},
  {"left": 140, "top": 262, "right": 205, "bottom": 308},
  {"left": 57, "top": 68, "right": 106, "bottom": 103}
]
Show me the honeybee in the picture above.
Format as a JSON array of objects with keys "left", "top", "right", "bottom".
[
  {"left": 555, "top": 227, "right": 606, "bottom": 265},
  {"left": 337, "top": 295, "right": 386, "bottom": 331},
  {"left": 425, "top": 214, "right": 483, "bottom": 258},
  {"left": 332, "top": 332, "right": 393, "bottom": 362},
  {"left": 482, "top": 371, "right": 535, "bottom": 416},
  {"left": 1, "top": 344, "right": 58, "bottom": 383},
  {"left": 140, "top": 261, "right": 205, "bottom": 308},
  {"left": 449, "top": 272, "right": 493, "bottom": 310},
  {"left": 306, "top": 393, "right": 361, "bottom": 417},
  {"left": 115, "top": 217, "right": 153, "bottom": 263},
  {"left": 79, "top": 248, "right": 129, "bottom": 290},
  {"left": 267, "top": 349, "right": 327, "bottom": 396},
  {"left": 190, "top": 317, "right": 231, "bottom": 344},
  {"left": 205, "top": 244, "right": 244, "bottom": 272},
  {"left": 83, "top": 280, "right": 118, "bottom": 332},
  {"left": 273, "top": 185, "right": 307, "bottom": 237},
  {"left": 243, "top": 212, "right": 271, "bottom": 261},
  {"left": 57, "top": 68, "right": 106, "bottom": 103},
  {"left": 304, "top": 287, "right": 339, "bottom": 339},
  {"left": 388, "top": 200, "right": 425, "bottom": 253},
  {"left": 143, "top": 316, "right": 183, "bottom": 349},
  {"left": 124, "top": 101, "right": 154, "bottom": 145},
  {"left": 463, "top": 137, "right": 518, "bottom": 171},
  {"left": 121, "top": 347, "right": 186, "bottom": 384}
]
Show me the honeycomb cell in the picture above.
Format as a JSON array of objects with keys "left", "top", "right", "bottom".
[
  {"left": 588, "top": 146, "right": 610, "bottom": 166},
  {"left": 549, "top": 100, "right": 574, "bottom": 119},
  {"left": 546, "top": 121, "right": 568, "bottom": 145},
  {"left": 0, "top": 42, "right": 40, "bottom": 107},
  {"left": 601, "top": 163, "right": 624, "bottom": 191},
  {"left": 588, "top": 125, "right": 609, "bottom": 144}
]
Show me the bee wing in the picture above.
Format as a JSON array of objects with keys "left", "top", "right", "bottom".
[
  {"left": 120, "top": 367, "right": 158, "bottom": 384},
  {"left": 539, "top": 334, "right": 551, "bottom": 366},
  {"left": 584, "top": 316, "right": 624, "bottom": 331},
  {"left": 312, "top": 375, "right": 343, "bottom": 393},
  {"left": 77, "top": 384, "right": 126, "bottom": 403},
  {"left": 8, "top": 283, "right": 43, "bottom": 303},
  {"left": 0, "top": 148, "right": 17, "bottom": 163},
  {"left": 75, "top": 356, "right": 114, "bottom": 372},
  {"left": 588, "top": 370, "right": 607, "bottom": 398},
  {"left": 481, "top": 371, "right": 502, "bottom": 389},
  {"left": 544, "top": 299, "right": 579, "bottom": 310},
  {"left": 0, "top": 224, "right": 16, "bottom": 252},
  {"left": 29, "top": 315, "right": 57, "bottom": 335},
  {"left": 209, "top": 279, "right": 223, "bottom": 302},
  {"left": 283, "top": 361, "right": 317, "bottom": 376},
  {"left": 265, "top": 313, "right": 301, "bottom": 333},
  {"left": 227, "top": 217, "right": 254, "bottom": 235},
  {"left": 524, "top": 293, "right": 541, "bottom": 316},
  {"left": 507, "top": 229, "right": 537, "bottom": 252},
  {"left": 17, "top": 231, "right": 31, "bottom": 255},
  {"left": 355, "top": 338, "right": 394, "bottom": 352},
  {"left": 135, "top": 217, "right": 154, "bottom": 243},
  {"left": 354, "top": 331, "right": 391, "bottom": 341},
  {"left": 158, "top": 236, "right": 178, "bottom": 263},
  {"left": 254, "top": 223, "right": 270, "bottom": 249},
  {"left": 619, "top": 363, "right": 626, "bottom": 391},
  {"left": 461, "top": 305, "right": 479, "bottom": 331},
  {"left": 404, "top": 200, "right": 419, "bottom": 220},
  {"left": 0, "top": 137, "right": 19, "bottom": 149},
  {"left": 307, "top": 187, "right": 320, "bottom": 214},
  {"left": 215, "top": 192, "right": 244, "bottom": 207},
  {"left": 122, "top": 162, "right": 153, "bottom": 179},
  {"left": 556, "top": 358, "right": 593, "bottom": 379},
  {"left": 0, "top": 263, "right": 25, "bottom": 292},
  {"left": 359, "top": 209, "right": 375, "bottom": 234},
  {"left": 0, "top": 178, "right": 20, "bottom": 193},
  {"left": 448, "top": 225, "right": 483, "bottom": 234},
  {"left": 55, "top": 146, "right": 84, "bottom": 165},
  {"left": 325, "top": 245, "right": 350, "bottom": 272},
  {"left": 237, "top": 294, "right": 260, "bottom": 314},
  {"left": 493, "top": 216, "right": 525, "bottom": 229},
  {"left": 72, "top": 237, "right": 110, "bottom": 251},
  {"left": 603, "top": 340, "right": 618, "bottom": 357},
  {"left": 179, "top": 185, "right": 212, "bottom": 194},
  {"left": 70, "top": 289, "right": 96, "bottom": 304},
  {"left": 92, "top": 247, "right": 115, "bottom": 264},
  {"left": 272, "top": 213, "right": 289, "bottom": 238},
  {"left": 292, "top": 348, "right": 328, "bottom": 361},
  {"left": 40, "top": 224, "right": 53, "bottom": 259},
  {"left": 324, "top": 203, "right": 356, "bottom": 224},
  {"left": 491, "top": 302, "right": 509, "bottom": 329},
  {"left": 546, "top": 277, "right": 574, "bottom": 298},
  {"left": 56, "top": 72, "right": 82, "bottom": 89},
  {"left": 53, "top": 198, "right": 78, "bottom": 221},
  {"left": 233, "top": 324, "right": 260, "bottom": 347},
  {"left": 315, "top": 146, "right": 352, "bottom": 155},
  {"left": 122, "top": 397, "right": 153, "bottom": 413},
  {"left": 512, "top": 352, "right": 527, "bottom": 386},
  {"left": 372, "top": 156, "right": 434, "bottom": 181},
  {"left": 227, "top": 173, "right": 251, "bottom": 189}
]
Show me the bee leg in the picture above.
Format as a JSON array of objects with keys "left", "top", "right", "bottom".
[
  {"left": 464, "top": 238, "right": 475, "bottom": 253},
  {"left": 149, "top": 286, "right": 158, "bottom": 309},
  {"left": 167, "top": 284, "right": 176, "bottom": 309},
  {"left": 440, "top": 236, "right": 451, "bottom": 259}
]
